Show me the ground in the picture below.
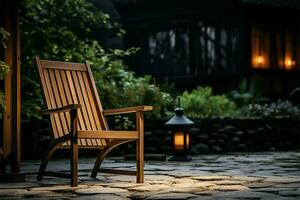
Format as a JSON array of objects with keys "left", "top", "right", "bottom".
[{"left": 0, "top": 151, "right": 300, "bottom": 199}]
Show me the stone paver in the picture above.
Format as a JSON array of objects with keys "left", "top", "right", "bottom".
[{"left": 0, "top": 151, "right": 300, "bottom": 199}]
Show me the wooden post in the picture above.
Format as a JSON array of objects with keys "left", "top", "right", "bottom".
[{"left": 2, "top": 0, "right": 21, "bottom": 173}]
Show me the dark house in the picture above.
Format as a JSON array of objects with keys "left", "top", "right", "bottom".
[{"left": 115, "top": 0, "right": 300, "bottom": 98}]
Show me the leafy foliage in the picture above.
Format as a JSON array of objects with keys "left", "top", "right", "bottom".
[
  {"left": 242, "top": 100, "right": 300, "bottom": 118},
  {"left": 21, "top": 0, "right": 172, "bottom": 122},
  {"left": 0, "top": 27, "right": 11, "bottom": 118},
  {"left": 181, "top": 87, "right": 238, "bottom": 118},
  {"left": 228, "top": 79, "right": 253, "bottom": 107}
]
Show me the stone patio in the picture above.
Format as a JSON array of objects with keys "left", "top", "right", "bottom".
[{"left": 0, "top": 151, "right": 300, "bottom": 199}]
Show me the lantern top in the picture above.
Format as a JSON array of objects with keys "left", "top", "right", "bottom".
[{"left": 165, "top": 97, "right": 194, "bottom": 127}]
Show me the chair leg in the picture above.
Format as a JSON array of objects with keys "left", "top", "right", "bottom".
[
  {"left": 136, "top": 137, "right": 144, "bottom": 183},
  {"left": 91, "top": 148, "right": 107, "bottom": 178},
  {"left": 91, "top": 140, "right": 130, "bottom": 178},
  {"left": 37, "top": 143, "right": 57, "bottom": 181},
  {"left": 136, "top": 112, "right": 144, "bottom": 183},
  {"left": 70, "top": 139, "right": 78, "bottom": 187}
]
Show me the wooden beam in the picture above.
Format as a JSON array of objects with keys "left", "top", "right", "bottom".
[
  {"left": 3, "top": 0, "right": 13, "bottom": 159},
  {"left": 2, "top": 0, "right": 21, "bottom": 173},
  {"left": 11, "top": 0, "right": 21, "bottom": 173}
]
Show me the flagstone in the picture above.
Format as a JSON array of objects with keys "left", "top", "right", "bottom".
[
  {"left": 144, "top": 192, "right": 197, "bottom": 200},
  {"left": 210, "top": 185, "right": 249, "bottom": 191},
  {"left": 191, "top": 175, "right": 231, "bottom": 181},
  {"left": 129, "top": 184, "right": 170, "bottom": 192},
  {"left": 75, "top": 186, "right": 128, "bottom": 195}
]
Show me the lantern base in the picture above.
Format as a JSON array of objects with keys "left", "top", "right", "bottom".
[{"left": 168, "top": 155, "right": 192, "bottom": 161}]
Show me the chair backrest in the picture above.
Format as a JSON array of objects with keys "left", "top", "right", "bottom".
[{"left": 36, "top": 58, "right": 108, "bottom": 147}]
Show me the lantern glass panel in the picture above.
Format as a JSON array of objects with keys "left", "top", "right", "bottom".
[
  {"left": 186, "top": 132, "right": 190, "bottom": 148},
  {"left": 174, "top": 132, "right": 184, "bottom": 150}
]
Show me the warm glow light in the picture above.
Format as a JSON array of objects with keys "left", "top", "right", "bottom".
[
  {"left": 174, "top": 132, "right": 189, "bottom": 150},
  {"left": 186, "top": 132, "right": 190, "bottom": 147},
  {"left": 284, "top": 58, "right": 295, "bottom": 70},
  {"left": 174, "top": 132, "right": 184, "bottom": 150},
  {"left": 256, "top": 55, "right": 264, "bottom": 65}
]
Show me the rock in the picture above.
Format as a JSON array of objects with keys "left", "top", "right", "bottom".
[
  {"left": 189, "top": 128, "right": 200, "bottom": 136},
  {"left": 153, "top": 130, "right": 165, "bottom": 136},
  {"left": 246, "top": 130, "right": 256, "bottom": 135},
  {"left": 159, "top": 146, "right": 171, "bottom": 154},
  {"left": 145, "top": 131, "right": 152, "bottom": 137},
  {"left": 231, "top": 137, "right": 240, "bottom": 144},
  {"left": 147, "top": 137, "right": 162, "bottom": 148},
  {"left": 222, "top": 125, "right": 236, "bottom": 133},
  {"left": 192, "top": 175, "right": 230, "bottom": 181},
  {"left": 264, "top": 176, "right": 300, "bottom": 183},
  {"left": 209, "top": 139, "right": 217, "bottom": 145},
  {"left": 237, "top": 144, "right": 247, "bottom": 151},
  {"left": 270, "top": 147, "right": 276, "bottom": 151},
  {"left": 211, "top": 132, "right": 219, "bottom": 138},
  {"left": 129, "top": 184, "right": 170, "bottom": 192},
  {"left": 216, "top": 139, "right": 226, "bottom": 146},
  {"left": 210, "top": 185, "right": 249, "bottom": 191},
  {"left": 235, "top": 131, "right": 244, "bottom": 136},
  {"left": 211, "top": 145, "right": 222, "bottom": 153},
  {"left": 243, "top": 182, "right": 276, "bottom": 188},
  {"left": 145, "top": 192, "right": 197, "bottom": 200},
  {"left": 195, "top": 143, "right": 210, "bottom": 153},
  {"left": 196, "top": 134, "right": 209, "bottom": 142},
  {"left": 74, "top": 194, "right": 130, "bottom": 200},
  {"left": 76, "top": 186, "right": 128, "bottom": 195},
  {"left": 190, "top": 146, "right": 199, "bottom": 155},
  {"left": 256, "top": 127, "right": 265, "bottom": 134},
  {"left": 145, "top": 147, "right": 157, "bottom": 154},
  {"left": 265, "top": 124, "right": 273, "bottom": 131},
  {"left": 213, "top": 191, "right": 280, "bottom": 199}
]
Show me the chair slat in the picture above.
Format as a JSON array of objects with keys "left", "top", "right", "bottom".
[
  {"left": 81, "top": 72, "right": 106, "bottom": 146},
  {"left": 56, "top": 70, "right": 85, "bottom": 146},
  {"left": 65, "top": 70, "right": 87, "bottom": 146},
  {"left": 85, "top": 63, "right": 108, "bottom": 130},
  {"left": 77, "top": 72, "right": 96, "bottom": 130},
  {"left": 77, "top": 71, "right": 103, "bottom": 146},
  {"left": 49, "top": 69, "right": 69, "bottom": 137},
  {"left": 77, "top": 71, "right": 100, "bottom": 146},
  {"left": 71, "top": 71, "right": 98, "bottom": 146},
  {"left": 54, "top": 70, "right": 70, "bottom": 131},
  {"left": 40, "top": 69, "right": 59, "bottom": 138},
  {"left": 43, "top": 69, "right": 63, "bottom": 138},
  {"left": 82, "top": 72, "right": 101, "bottom": 129}
]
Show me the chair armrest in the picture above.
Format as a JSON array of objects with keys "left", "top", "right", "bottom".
[
  {"left": 41, "top": 104, "right": 81, "bottom": 114},
  {"left": 103, "top": 105, "right": 153, "bottom": 116}
]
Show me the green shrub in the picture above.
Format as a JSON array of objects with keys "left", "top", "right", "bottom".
[
  {"left": 242, "top": 100, "right": 300, "bottom": 118},
  {"left": 21, "top": 0, "right": 173, "bottom": 122},
  {"left": 0, "top": 27, "right": 11, "bottom": 118},
  {"left": 181, "top": 86, "right": 238, "bottom": 118}
]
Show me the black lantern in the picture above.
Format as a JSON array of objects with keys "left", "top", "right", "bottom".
[{"left": 165, "top": 98, "right": 194, "bottom": 161}]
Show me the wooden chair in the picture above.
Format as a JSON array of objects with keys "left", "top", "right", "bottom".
[{"left": 36, "top": 57, "right": 152, "bottom": 187}]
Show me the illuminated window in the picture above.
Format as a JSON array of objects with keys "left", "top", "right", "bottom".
[{"left": 251, "top": 21, "right": 299, "bottom": 70}]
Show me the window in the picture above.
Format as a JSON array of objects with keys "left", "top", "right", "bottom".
[
  {"left": 251, "top": 21, "right": 299, "bottom": 70},
  {"left": 196, "top": 21, "right": 240, "bottom": 76},
  {"left": 148, "top": 23, "right": 190, "bottom": 78}
]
